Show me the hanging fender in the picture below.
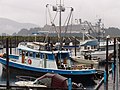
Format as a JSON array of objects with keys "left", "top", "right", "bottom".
[{"left": 28, "top": 59, "right": 32, "bottom": 64}]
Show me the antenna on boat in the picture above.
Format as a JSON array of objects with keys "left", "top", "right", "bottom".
[
  {"left": 97, "top": 19, "right": 101, "bottom": 43},
  {"left": 46, "top": 0, "right": 73, "bottom": 49},
  {"left": 50, "top": 0, "right": 65, "bottom": 50},
  {"left": 59, "top": 0, "right": 62, "bottom": 50}
]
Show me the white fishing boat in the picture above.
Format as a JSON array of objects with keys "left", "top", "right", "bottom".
[
  {"left": 71, "top": 55, "right": 98, "bottom": 66},
  {"left": 68, "top": 33, "right": 99, "bottom": 66},
  {"left": 91, "top": 39, "right": 119, "bottom": 60},
  {"left": 80, "top": 32, "right": 99, "bottom": 52}
]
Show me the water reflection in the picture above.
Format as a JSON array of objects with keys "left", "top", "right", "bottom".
[{"left": 0, "top": 63, "right": 17, "bottom": 85}]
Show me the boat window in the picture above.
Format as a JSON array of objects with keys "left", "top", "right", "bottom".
[
  {"left": 19, "top": 50, "right": 22, "bottom": 55},
  {"left": 27, "top": 51, "right": 30, "bottom": 57},
  {"left": 91, "top": 46, "right": 96, "bottom": 49},
  {"left": 40, "top": 53, "right": 48, "bottom": 59},
  {"left": 36, "top": 53, "right": 40, "bottom": 58},
  {"left": 33, "top": 52, "right": 36, "bottom": 58},
  {"left": 40, "top": 53, "right": 43, "bottom": 59},
  {"left": 29, "top": 52, "right": 33, "bottom": 57},
  {"left": 58, "top": 53, "right": 69, "bottom": 60},
  {"left": 26, "top": 52, "right": 28, "bottom": 56},
  {"left": 47, "top": 54, "right": 54, "bottom": 60}
]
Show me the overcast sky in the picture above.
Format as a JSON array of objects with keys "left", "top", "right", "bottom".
[{"left": 0, "top": 0, "right": 120, "bottom": 28}]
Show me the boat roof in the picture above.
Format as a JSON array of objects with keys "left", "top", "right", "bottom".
[
  {"left": 19, "top": 42, "right": 48, "bottom": 46},
  {"left": 32, "top": 42, "right": 48, "bottom": 46},
  {"left": 17, "top": 45, "right": 70, "bottom": 54},
  {"left": 63, "top": 45, "right": 80, "bottom": 49},
  {"left": 81, "top": 39, "right": 98, "bottom": 46}
]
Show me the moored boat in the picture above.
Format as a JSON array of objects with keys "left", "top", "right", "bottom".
[
  {"left": 91, "top": 39, "right": 119, "bottom": 61},
  {"left": 0, "top": 41, "right": 97, "bottom": 85}
]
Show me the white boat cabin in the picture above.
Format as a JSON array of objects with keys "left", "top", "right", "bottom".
[{"left": 18, "top": 47, "right": 71, "bottom": 70}]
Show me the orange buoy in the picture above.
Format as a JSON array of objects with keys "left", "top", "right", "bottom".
[{"left": 28, "top": 59, "right": 32, "bottom": 64}]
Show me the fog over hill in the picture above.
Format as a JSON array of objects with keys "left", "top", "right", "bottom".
[
  {"left": 16, "top": 24, "right": 120, "bottom": 37},
  {"left": 0, "top": 17, "right": 120, "bottom": 37},
  {"left": 0, "top": 18, "right": 39, "bottom": 35}
]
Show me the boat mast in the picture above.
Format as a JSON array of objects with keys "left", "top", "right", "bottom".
[
  {"left": 98, "top": 19, "right": 101, "bottom": 43},
  {"left": 59, "top": 0, "right": 62, "bottom": 50},
  {"left": 52, "top": 0, "right": 64, "bottom": 50}
]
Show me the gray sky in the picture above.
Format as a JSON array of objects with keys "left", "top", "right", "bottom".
[{"left": 0, "top": 0, "right": 120, "bottom": 28}]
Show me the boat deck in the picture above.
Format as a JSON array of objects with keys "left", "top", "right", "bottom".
[{"left": 72, "top": 56, "right": 98, "bottom": 63}]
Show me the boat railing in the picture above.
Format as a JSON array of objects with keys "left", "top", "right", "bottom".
[
  {"left": 57, "top": 60, "right": 95, "bottom": 70},
  {"left": 71, "top": 64, "right": 94, "bottom": 70}
]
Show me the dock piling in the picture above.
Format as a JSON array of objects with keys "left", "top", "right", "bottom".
[
  {"left": 10, "top": 38, "right": 12, "bottom": 54},
  {"left": 105, "top": 36, "right": 109, "bottom": 90},
  {"left": 68, "top": 78, "right": 72, "bottom": 90},
  {"left": 74, "top": 37, "right": 76, "bottom": 56},
  {"left": 115, "top": 39, "right": 119, "bottom": 90},
  {"left": 113, "top": 38, "right": 116, "bottom": 80},
  {"left": 6, "top": 38, "right": 10, "bottom": 89}
]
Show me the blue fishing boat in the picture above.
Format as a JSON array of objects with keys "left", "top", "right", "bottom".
[
  {"left": 0, "top": 0, "right": 97, "bottom": 86},
  {"left": 0, "top": 41, "right": 96, "bottom": 85}
]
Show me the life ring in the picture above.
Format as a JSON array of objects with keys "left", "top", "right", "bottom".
[{"left": 28, "top": 59, "right": 32, "bottom": 64}]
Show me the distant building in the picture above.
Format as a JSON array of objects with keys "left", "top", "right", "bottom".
[
  {"left": 16, "top": 19, "right": 105, "bottom": 37},
  {"left": 39, "top": 20, "right": 104, "bottom": 37}
]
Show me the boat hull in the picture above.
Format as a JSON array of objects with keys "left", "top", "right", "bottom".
[{"left": 0, "top": 57, "right": 96, "bottom": 86}]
